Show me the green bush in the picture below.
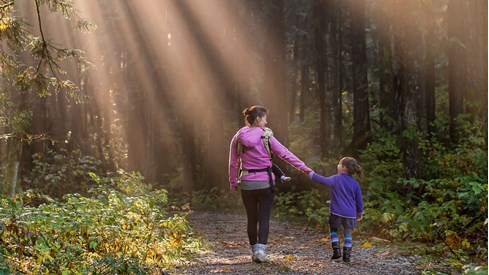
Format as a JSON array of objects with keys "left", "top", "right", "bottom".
[
  {"left": 24, "top": 149, "right": 103, "bottom": 197},
  {"left": 359, "top": 116, "right": 488, "bottom": 267},
  {"left": 0, "top": 171, "right": 201, "bottom": 274}
]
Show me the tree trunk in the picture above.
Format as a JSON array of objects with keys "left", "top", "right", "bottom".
[
  {"left": 299, "top": 65, "right": 308, "bottom": 124},
  {"left": 464, "top": 0, "right": 487, "bottom": 119},
  {"left": 313, "top": 0, "right": 328, "bottom": 159},
  {"left": 398, "top": 1, "right": 422, "bottom": 178},
  {"left": 423, "top": 12, "right": 436, "bottom": 134},
  {"left": 288, "top": 40, "right": 298, "bottom": 124},
  {"left": 336, "top": 0, "right": 344, "bottom": 144},
  {"left": 350, "top": 0, "right": 370, "bottom": 156},
  {"left": 447, "top": 0, "right": 467, "bottom": 143},
  {"left": 329, "top": 0, "right": 341, "bottom": 156},
  {"left": 261, "top": 0, "right": 288, "bottom": 143}
]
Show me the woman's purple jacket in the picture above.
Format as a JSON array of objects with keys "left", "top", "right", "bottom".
[{"left": 228, "top": 126, "right": 312, "bottom": 189}]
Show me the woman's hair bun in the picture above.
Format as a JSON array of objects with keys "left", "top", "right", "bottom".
[
  {"left": 242, "top": 105, "right": 267, "bottom": 126},
  {"left": 243, "top": 108, "right": 251, "bottom": 116}
]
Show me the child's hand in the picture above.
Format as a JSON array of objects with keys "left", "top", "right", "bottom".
[{"left": 356, "top": 214, "right": 363, "bottom": 221}]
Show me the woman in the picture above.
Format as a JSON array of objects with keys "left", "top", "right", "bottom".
[{"left": 228, "top": 105, "right": 312, "bottom": 263}]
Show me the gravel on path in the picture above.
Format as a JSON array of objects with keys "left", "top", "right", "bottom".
[{"left": 176, "top": 211, "right": 422, "bottom": 275}]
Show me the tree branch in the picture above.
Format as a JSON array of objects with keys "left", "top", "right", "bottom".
[
  {"left": 0, "top": 1, "right": 14, "bottom": 10},
  {"left": 34, "top": 0, "right": 60, "bottom": 80}
]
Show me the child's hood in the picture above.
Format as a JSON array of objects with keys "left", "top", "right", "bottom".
[{"left": 237, "top": 126, "right": 264, "bottom": 147}]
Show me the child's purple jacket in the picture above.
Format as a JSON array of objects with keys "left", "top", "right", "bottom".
[
  {"left": 310, "top": 172, "right": 364, "bottom": 219},
  {"left": 228, "top": 126, "right": 312, "bottom": 189}
]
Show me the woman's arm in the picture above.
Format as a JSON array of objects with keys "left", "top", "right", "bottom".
[
  {"left": 228, "top": 134, "right": 240, "bottom": 190},
  {"left": 269, "top": 136, "right": 312, "bottom": 173}
]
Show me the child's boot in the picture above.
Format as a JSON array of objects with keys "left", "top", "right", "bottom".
[
  {"left": 331, "top": 241, "right": 342, "bottom": 260},
  {"left": 343, "top": 246, "right": 351, "bottom": 262}
]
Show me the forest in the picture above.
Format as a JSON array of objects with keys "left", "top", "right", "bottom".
[{"left": 0, "top": 0, "right": 487, "bottom": 273}]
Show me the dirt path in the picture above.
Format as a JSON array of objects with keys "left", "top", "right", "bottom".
[{"left": 176, "top": 211, "right": 422, "bottom": 274}]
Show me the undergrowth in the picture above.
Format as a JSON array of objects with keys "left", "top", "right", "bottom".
[{"left": 0, "top": 170, "right": 202, "bottom": 274}]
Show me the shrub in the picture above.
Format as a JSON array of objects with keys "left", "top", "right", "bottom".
[
  {"left": 23, "top": 149, "right": 103, "bottom": 197},
  {"left": 0, "top": 171, "right": 201, "bottom": 274},
  {"left": 359, "top": 117, "right": 488, "bottom": 267}
]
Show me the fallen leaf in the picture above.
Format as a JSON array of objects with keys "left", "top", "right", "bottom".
[
  {"left": 285, "top": 255, "right": 295, "bottom": 261},
  {"left": 358, "top": 241, "right": 372, "bottom": 248}
]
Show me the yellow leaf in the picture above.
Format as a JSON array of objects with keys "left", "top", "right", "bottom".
[
  {"left": 285, "top": 255, "right": 295, "bottom": 261},
  {"left": 0, "top": 22, "right": 8, "bottom": 31},
  {"left": 358, "top": 241, "right": 372, "bottom": 248}
]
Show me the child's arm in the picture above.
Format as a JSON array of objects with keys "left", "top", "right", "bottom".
[
  {"left": 355, "top": 184, "right": 364, "bottom": 220},
  {"left": 308, "top": 172, "right": 336, "bottom": 187}
]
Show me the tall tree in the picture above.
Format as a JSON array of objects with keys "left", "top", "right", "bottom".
[
  {"left": 313, "top": 0, "right": 328, "bottom": 158},
  {"left": 447, "top": 0, "right": 467, "bottom": 143},
  {"left": 397, "top": 1, "right": 422, "bottom": 178},
  {"left": 349, "top": 0, "right": 370, "bottom": 155},
  {"left": 261, "top": 0, "right": 288, "bottom": 142},
  {"left": 0, "top": 0, "right": 92, "bottom": 195},
  {"left": 422, "top": 4, "right": 436, "bottom": 134}
]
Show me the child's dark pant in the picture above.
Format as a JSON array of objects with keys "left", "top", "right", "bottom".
[{"left": 241, "top": 188, "right": 275, "bottom": 245}]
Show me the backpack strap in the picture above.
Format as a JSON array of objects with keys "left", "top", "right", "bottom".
[{"left": 261, "top": 127, "right": 273, "bottom": 159}]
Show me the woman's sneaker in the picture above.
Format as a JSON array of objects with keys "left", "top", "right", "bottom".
[
  {"left": 253, "top": 249, "right": 268, "bottom": 263},
  {"left": 251, "top": 243, "right": 268, "bottom": 263}
]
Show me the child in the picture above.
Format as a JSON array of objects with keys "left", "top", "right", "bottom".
[{"left": 308, "top": 157, "right": 364, "bottom": 262}]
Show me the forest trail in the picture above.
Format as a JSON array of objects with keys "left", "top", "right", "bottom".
[{"left": 176, "top": 211, "right": 422, "bottom": 275}]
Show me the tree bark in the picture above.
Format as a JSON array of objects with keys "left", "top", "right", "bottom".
[
  {"left": 397, "top": 1, "right": 422, "bottom": 178},
  {"left": 447, "top": 0, "right": 467, "bottom": 143},
  {"left": 313, "top": 0, "right": 328, "bottom": 159},
  {"left": 350, "top": 0, "right": 370, "bottom": 156},
  {"left": 261, "top": 0, "right": 288, "bottom": 143}
]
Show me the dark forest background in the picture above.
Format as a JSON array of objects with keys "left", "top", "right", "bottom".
[{"left": 0, "top": 0, "right": 487, "bottom": 270}]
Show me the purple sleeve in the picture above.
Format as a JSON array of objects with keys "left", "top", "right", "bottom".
[
  {"left": 269, "top": 136, "right": 312, "bottom": 173},
  {"left": 356, "top": 185, "right": 364, "bottom": 215},
  {"left": 310, "top": 172, "right": 336, "bottom": 187}
]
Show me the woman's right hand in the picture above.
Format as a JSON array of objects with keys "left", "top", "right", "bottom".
[{"left": 229, "top": 180, "right": 239, "bottom": 191}]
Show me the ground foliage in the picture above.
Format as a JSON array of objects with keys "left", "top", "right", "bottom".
[
  {"left": 271, "top": 115, "right": 488, "bottom": 273},
  {"left": 0, "top": 171, "right": 201, "bottom": 274}
]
